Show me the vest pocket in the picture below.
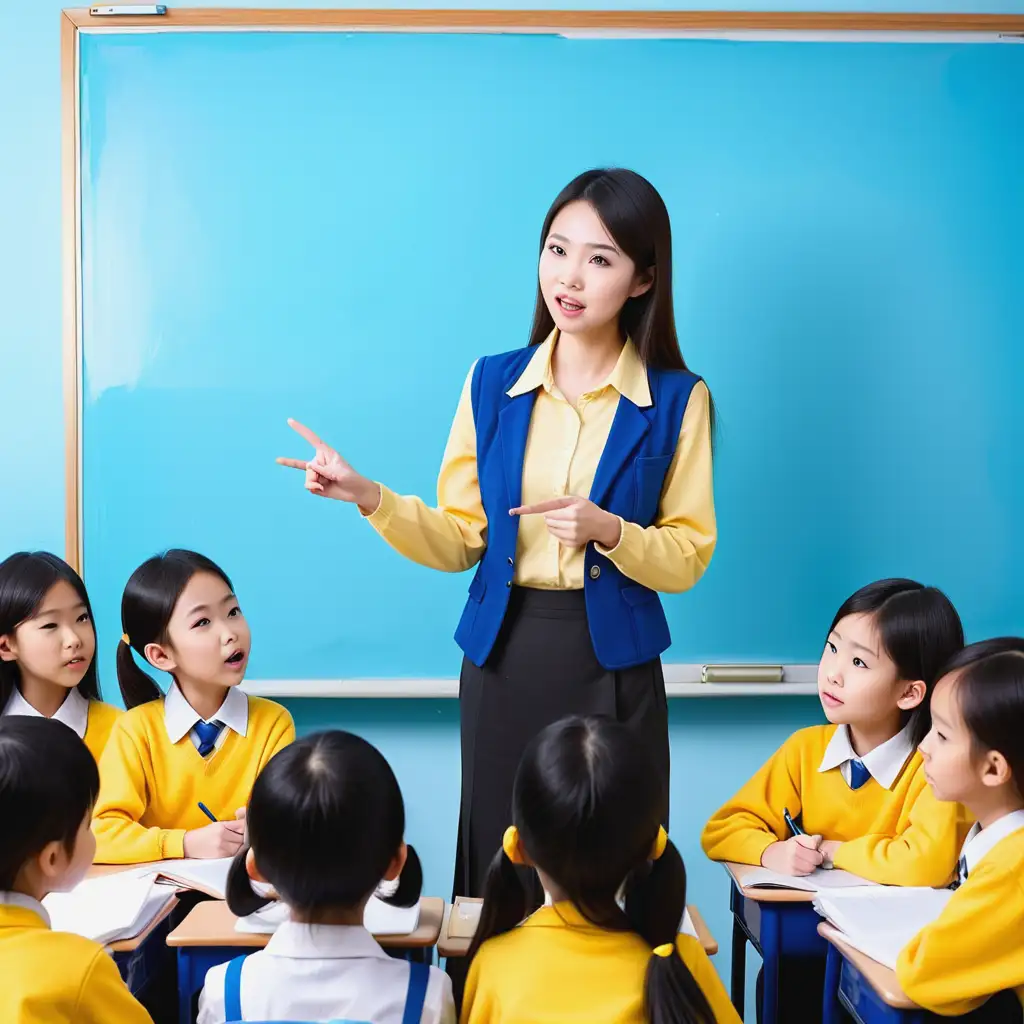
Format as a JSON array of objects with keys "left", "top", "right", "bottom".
[{"left": 632, "top": 454, "right": 674, "bottom": 524}]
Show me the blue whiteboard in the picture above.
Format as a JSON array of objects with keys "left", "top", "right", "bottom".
[{"left": 79, "top": 32, "right": 1024, "bottom": 683}]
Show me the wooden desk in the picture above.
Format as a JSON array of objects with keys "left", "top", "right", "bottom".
[
  {"left": 818, "top": 923, "right": 929, "bottom": 1024},
  {"left": 723, "top": 862, "right": 827, "bottom": 1024},
  {"left": 166, "top": 897, "right": 444, "bottom": 1024},
  {"left": 437, "top": 898, "right": 718, "bottom": 959}
]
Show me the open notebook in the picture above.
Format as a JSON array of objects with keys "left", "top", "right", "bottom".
[
  {"left": 813, "top": 887, "right": 952, "bottom": 969},
  {"left": 235, "top": 895, "right": 421, "bottom": 937},
  {"left": 738, "top": 866, "right": 878, "bottom": 891},
  {"left": 43, "top": 874, "right": 175, "bottom": 946},
  {"left": 130, "top": 858, "right": 237, "bottom": 899}
]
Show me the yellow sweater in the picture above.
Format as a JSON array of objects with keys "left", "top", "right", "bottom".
[
  {"left": 897, "top": 827, "right": 1024, "bottom": 1015},
  {"left": 701, "top": 725, "right": 968, "bottom": 886},
  {"left": 83, "top": 700, "right": 121, "bottom": 763},
  {"left": 0, "top": 900, "right": 153, "bottom": 1024},
  {"left": 462, "top": 903, "right": 740, "bottom": 1024},
  {"left": 92, "top": 694, "right": 294, "bottom": 863}
]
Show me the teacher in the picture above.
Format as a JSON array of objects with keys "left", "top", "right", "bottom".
[{"left": 278, "top": 167, "right": 716, "bottom": 912}]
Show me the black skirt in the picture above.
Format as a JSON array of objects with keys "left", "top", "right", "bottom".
[{"left": 452, "top": 585, "right": 670, "bottom": 904}]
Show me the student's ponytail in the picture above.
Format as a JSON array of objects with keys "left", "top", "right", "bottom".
[
  {"left": 118, "top": 550, "right": 234, "bottom": 710},
  {"left": 624, "top": 841, "right": 715, "bottom": 1024},
  {"left": 117, "top": 638, "right": 162, "bottom": 710},
  {"left": 225, "top": 844, "right": 273, "bottom": 918},
  {"left": 376, "top": 844, "right": 423, "bottom": 909},
  {"left": 467, "top": 845, "right": 528, "bottom": 960}
]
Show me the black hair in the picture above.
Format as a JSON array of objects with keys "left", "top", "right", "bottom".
[
  {"left": 468, "top": 716, "right": 714, "bottom": 1024},
  {"left": 225, "top": 730, "right": 422, "bottom": 922},
  {"left": 0, "top": 717, "right": 99, "bottom": 889},
  {"left": 940, "top": 638, "right": 1024, "bottom": 800},
  {"left": 0, "top": 551, "right": 101, "bottom": 708},
  {"left": 118, "top": 549, "right": 234, "bottom": 710},
  {"left": 828, "top": 579, "right": 965, "bottom": 745}
]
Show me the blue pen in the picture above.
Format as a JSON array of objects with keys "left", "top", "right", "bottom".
[
  {"left": 197, "top": 802, "right": 218, "bottom": 823},
  {"left": 783, "top": 807, "right": 803, "bottom": 837}
]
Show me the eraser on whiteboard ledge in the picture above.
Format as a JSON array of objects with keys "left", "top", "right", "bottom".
[{"left": 702, "top": 665, "right": 785, "bottom": 684}]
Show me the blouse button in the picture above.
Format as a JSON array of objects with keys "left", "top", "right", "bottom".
[{"left": 589, "top": 565, "right": 601, "bottom": 580}]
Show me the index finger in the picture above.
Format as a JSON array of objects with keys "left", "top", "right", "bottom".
[
  {"left": 510, "top": 498, "right": 575, "bottom": 516},
  {"left": 287, "top": 418, "right": 323, "bottom": 448},
  {"left": 276, "top": 457, "right": 311, "bottom": 470}
]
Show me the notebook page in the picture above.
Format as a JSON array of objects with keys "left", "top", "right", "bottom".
[
  {"left": 740, "top": 867, "right": 877, "bottom": 891},
  {"left": 43, "top": 875, "right": 168, "bottom": 945},
  {"left": 813, "top": 887, "right": 952, "bottom": 969},
  {"left": 137, "top": 858, "right": 234, "bottom": 898}
]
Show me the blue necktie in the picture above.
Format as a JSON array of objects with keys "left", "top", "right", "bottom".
[
  {"left": 849, "top": 759, "right": 872, "bottom": 790},
  {"left": 193, "top": 720, "right": 224, "bottom": 758}
]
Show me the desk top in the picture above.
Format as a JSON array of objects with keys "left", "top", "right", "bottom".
[
  {"left": 725, "top": 862, "right": 816, "bottom": 904},
  {"left": 108, "top": 894, "right": 179, "bottom": 954},
  {"left": 437, "top": 899, "right": 718, "bottom": 959},
  {"left": 166, "top": 897, "right": 444, "bottom": 950},
  {"left": 817, "top": 923, "right": 918, "bottom": 1010}
]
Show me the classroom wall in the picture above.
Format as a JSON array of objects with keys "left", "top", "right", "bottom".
[{"left": 0, "top": 0, "right": 1015, "bottom": 1012}]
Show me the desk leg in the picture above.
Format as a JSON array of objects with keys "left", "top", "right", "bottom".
[
  {"left": 731, "top": 913, "right": 747, "bottom": 1017},
  {"left": 822, "top": 944, "right": 843, "bottom": 1024},
  {"left": 759, "top": 908, "right": 782, "bottom": 1024},
  {"left": 176, "top": 949, "right": 193, "bottom": 1024}
]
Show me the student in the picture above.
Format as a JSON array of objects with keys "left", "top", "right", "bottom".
[
  {"left": 897, "top": 638, "right": 1024, "bottom": 1020},
  {"left": 462, "top": 715, "right": 739, "bottom": 1024},
  {"left": 0, "top": 716, "right": 152, "bottom": 1023},
  {"left": 92, "top": 550, "right": 294, "bottom": 864},
  {"left": 702, "top": 578, "right": 968, "bottom": 887},
  {"left": 198, "top": 730, "right": 454, "bottom": 1024},
  {"left": 0, "top": 551, "right": 120, "bottom": 763}
]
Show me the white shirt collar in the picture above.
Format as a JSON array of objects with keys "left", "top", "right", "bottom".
[
  {"left": 818, "top": 723, "right": 915, "bottom": 790},
  {"left": 264, "top": 920, "right": 390, "bottom": 961},
  {"left": 163, "top": 682, "right": 248, "bottom": 744},
  {"left": 1, "top": 686, "right": 90, "bottom": 740},
  {"left": 0, "top": 891, "right": 50, "bottom": 927},
  {"left": 959, "top": 809, "right": 1024, "bottom": 877}
]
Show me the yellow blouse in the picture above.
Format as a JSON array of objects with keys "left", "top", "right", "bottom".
[{"left": 367, "top": 332, "right": 716, "bottom": 593}]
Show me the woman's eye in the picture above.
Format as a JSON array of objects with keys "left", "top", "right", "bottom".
[
  {"left": 591, "top": 255, "right": 609, "bottom": 266},
  {"left": 40, "top": 622, "right": 58, "bottom": 631},
  {"left": 192, "top": 617, "right": 211, "bottom": 629},
  {"left": 853, "top": 657, "right": 867, "bottom": 669},
  {"left": 548, "top": 244, "right": 566, "bottom": 256},
  {"left": 228, "top": 606, "right": 241, "bottom": 618},
  {"left": 826, "top": 641, "right": 837, "bottom": 654},
  {"left": 78, "top": 613, "right": 91, "bottom": 624},
  {"left": 937, "top": 732, "right": 946, "bottom": 742}
]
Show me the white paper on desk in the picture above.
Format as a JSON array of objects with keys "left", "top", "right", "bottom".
[
  {"left": 813, "top": 886, "right": 952, "bottom": 969},
  {"left": 740, "top": 867, "right": 878, "bottom": 891},
  {"left": 236, "top": 896, "right": 420, "bottom": 937},
  {"left": 44, "top": 874, "right": 171, "bottom": 945},
  {"left": 133, "top": 858, "right": 234, "bottom": 899}
]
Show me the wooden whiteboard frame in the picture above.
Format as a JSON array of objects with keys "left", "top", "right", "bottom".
[{"left": 60, "top": 6, "right": 1024, "bottom": 571}]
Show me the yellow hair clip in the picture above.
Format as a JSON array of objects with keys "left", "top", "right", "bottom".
[
  {"left": 121, "top": 633, "right": 131, "bottom": 646},
  {"left": 653, "top": 943, "right": 675, "bottom": 958},
  {"left": 650, "top": 825, "right": 668, "bottom": 861},
  {"left": 502, "top": 825, "right": 526, "bottom": 865}
]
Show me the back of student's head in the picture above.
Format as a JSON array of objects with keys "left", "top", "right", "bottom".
[
  {"left": 226, "top": 730, "right": 422, "bottom": 920},
  {"left": 469, "top": 715, "right": 714, "bottom": 1024},
  {"left": 117, "top": 549, "right": 233, "bottom": 709},
  {"left": 830, "top": 578, "right": 964, "bottom": 744},
  {"left": 0, "top": 551, "right": 100, "bottom": 706},
  {"left": 0, "top": 717, "right": 99, "bottom": 890},
  {"left": 939, "top": 638, "right": 1024, "bottom": 798}
]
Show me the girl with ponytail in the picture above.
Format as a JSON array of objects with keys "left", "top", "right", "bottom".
[
  {"left": 92, "top": 550, "right": 294, "bottom": 864},
  {"left": 199, "top": 731, "right": 455, "bottom": 1024},
  {"left": 464, "top": 715, "right": 739, "bottom": 1024}
]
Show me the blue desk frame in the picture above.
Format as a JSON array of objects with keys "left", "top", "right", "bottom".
[
  {"left": 729, "top": 880, "right": 828, "bottom": 1024},
  {"left": 113, "top": 917, "right": 171, "bottom": 996},
  {"left": 175, "top": 942, "right": 433, "bottom": 1024},
  {"left": 822, "top": 943, "right": 928, "bottom": 1024}
]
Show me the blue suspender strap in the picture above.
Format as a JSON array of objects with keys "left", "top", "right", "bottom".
[
  {"left": 402, "top": 961, "right": 430, "bottom": 1024},
  {"left": 223, "top": 954, "right": 247, "bottom": 1022}
]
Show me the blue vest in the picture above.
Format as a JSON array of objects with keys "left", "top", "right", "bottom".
[{"left": 454, "top": 346, "right": 699, "bottom": 671}]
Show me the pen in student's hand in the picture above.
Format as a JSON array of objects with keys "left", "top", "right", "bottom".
[
  {"left": 783, "top": 808, "right": 803, "bottom": 838},
  {"left": 197, "top": 802, "right": 218, "bottom": 823}
]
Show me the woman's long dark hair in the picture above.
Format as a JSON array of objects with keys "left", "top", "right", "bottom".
[
  {"left": 468, "top": 716, "right": 714, "bottom": 1024},
  {"left": 0, "top": 552, "right": 101, "bottom": 708},
  {"left": 117, "top": 550, "right": 233, "bottom": 709},
  {"left": 829, "top": 579, "right": 965, "bottom": 745},
  {"left": 529, "top": 168, "right": 687, "bottom": 372},
  {"left": 226, "top": 730, "right": 422, "bottom": 921},
  {"left": 939, "top": 638, "right": 1024, "bottom": 799}
]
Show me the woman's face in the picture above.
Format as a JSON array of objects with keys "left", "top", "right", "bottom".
[{"left": 538, "top": 200, "right": 651, "bottom": 338}]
